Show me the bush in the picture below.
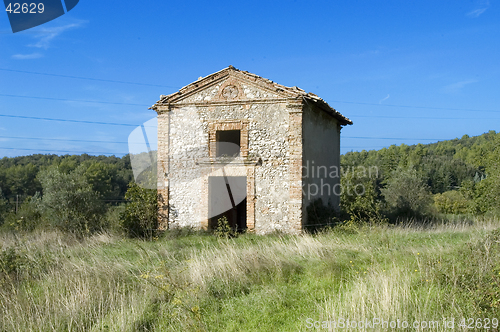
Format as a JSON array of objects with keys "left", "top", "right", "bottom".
[
  {"left": 469, "top": 174, "right": 500, "bottom": 216},
  {"left": 305, "top": 199, "right": 339, "bottom": 232},
  {"left": 213, "top": 216, "right": 239, "bottom": 239},
  {"left": 104, "top": 204, "right": 126, "bottom": 234},
  {"left": 0, "top": 246, "right": 26, "bottom": 281},
  {"left": 340, "top": 171, "right": 387, "bottom": 224},
  {"left": 2, "top": 193, "right": 43, "bottom": 232},
  {"left": 0, "top": 188, "right": 7, "bottom": 227},
  {"left": 433, "top": 190, "right": 470, "bottom": 214},
  {"left": 122, "top": 182, "right": 158, "bottom": 239},
  {"left": 381, "top": 166, "right": 432, "bottom": 218},
  {"left": 468, "top": 137, "right": 500, "bottom": 216},
  {"left": 37, "top": 166, "right": 106, "bottom": 237}
]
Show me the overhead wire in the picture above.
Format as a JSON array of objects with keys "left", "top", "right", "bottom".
[
  {"left": 0, "top": 146, "right": 127, "bottom": 155},
  {"left": 1, "top": 66, "right": 497, "bottom": 113},
  {"left": 1, "top": 67, "right": 498, "bottom": 155},
  {"left": 331, "top": 100, "right": 500, "bottom": 113},
  {"left": 0, "top": 67, "right": 180, "bottom": 89},
  {"left": 343, "top": 136, "right": 447, "bottom": 141},
  {"left": 0, "top": 93, "right": 150, "bottom": 107},
  {"left": 0, "top": 113, "right": 139, "bottom": 126},
  {"left": 1, "top": 92, "right": 498, "bottom": 118},
  {"left": 350, "top": 115, "right": 500, "bottom": 120},
  {"left": 0, "top": 135, "right": 130, "bottom": 144},
  {"left": 0, "top": 133, "right": 454, "bottom": 144}
]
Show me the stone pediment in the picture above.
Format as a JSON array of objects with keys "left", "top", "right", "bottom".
[
  {"left": 152, "top": 66, "right": 303, "bottom": 107},
  {"left": 151, "top": 66, "right": 353, "bottom": 125}
]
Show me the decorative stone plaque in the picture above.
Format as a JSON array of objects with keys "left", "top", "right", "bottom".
[{"left": 222, "top": 85, "right": 239, "bottom": 100}]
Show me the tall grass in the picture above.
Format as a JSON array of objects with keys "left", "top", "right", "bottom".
[{"left": 1, "top": 218, "right": 499, "bottom": 331}]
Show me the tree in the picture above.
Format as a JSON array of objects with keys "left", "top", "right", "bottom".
[
  {"left": 37, "top": 166, "right": 105, "bottom": 236},
  {"left": 82, "top": 161, "right": 120, "bottom": 200},
  {"left": 381, "top": 166, "right": 432, "bottom": 218},
  {"left": 469, "top": 136, "right": 500, "bottom": 216},
  {"left": 433, "top": 190, "right": 469, "bottom": 214},
  {"left": 122, "top": 182, "right": 158, "bottom": 238},
  {"left": 1, "top": 163, "right": 40, "bottom": 200},
  {"left": 340, "top": 170, "right": 387, "bottom": 224},
  {"left": 0, "top": 154, "right": 134, "bottom": 213},
  {"left": 0, "top": 188, "right": 8, "bottom": 226},
  {"left": 2, "top": 193, "right": 43, "bottom": 232}
]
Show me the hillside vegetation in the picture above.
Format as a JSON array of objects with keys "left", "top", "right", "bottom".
[
  {"left": 1, "top": 220, "right": 500, "bottom": 331},
  {"left": 1, "top": 130, "right": 499, "bottom": 236},
  {"left": 0, "top": 132, "right": 499, "bottom": 330},
  {"left": 338, "top": 130, "right": 500, "bottom": 225},
  {"left": 0, "top": 154, "right": 138, "bottom": 235}
]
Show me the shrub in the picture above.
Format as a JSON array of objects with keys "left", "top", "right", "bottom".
[
  {"left": 2, "top": 193, "right": 43, "bottom": 232},
  {"left": 340, "top": 171, "right": 387, "bottom": 224},
  {"left": 37, "top": 166, "right": 106, "bottom": 236},
  {"left": 468, "top": 137, "right": 500, "bottom": 216},
  {"left": 122, "top": 182, "right": 158, "bottom": 239},
  {"left": 433, "top": 190, "right": 469, "bottom": 214},
  {"left": 104, "top": 204, "right": 126, "bottom": 234},
  {"left": 213, "top": 216, "right": 237, "bottom": 239},
  {"left": 381, "top": 166, "right": 432, "bottom": 218},
  {"left": 0, "top": 246, "right": 26, "bottom": 281},
  {"left": 469, "top": 174, "right": 500, "bottom": 216},
  {"left": 305, "top": 198, "right": 339, "bottom": 232},
  {"left": 0, "top": 188, "right": 7, "bottom": 227}
]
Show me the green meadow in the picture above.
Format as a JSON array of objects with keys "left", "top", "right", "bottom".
[{"left": 2, "top": 219, "right": 499, "bottom": 331}]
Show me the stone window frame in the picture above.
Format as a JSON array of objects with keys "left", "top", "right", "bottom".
[{"left": 208, "top": 120, "right": 249, "bottom": 159}]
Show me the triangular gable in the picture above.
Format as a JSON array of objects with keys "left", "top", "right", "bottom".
[
  {"left": 151, "top": 66, "right": 352, "bottom": 125},
  {"left": 155, "top": 66, "right": 299, "bottom": 105}
]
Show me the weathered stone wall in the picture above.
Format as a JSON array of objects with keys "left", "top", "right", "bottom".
[
  {"left": 157, "top": 80, "right": 301, "bottom": 233},
  {"left": 155, "top": 69, "right": 346, "bottom": 234},
  {"left": 302, "top": 103, "right": 341, "bottom": 226}
]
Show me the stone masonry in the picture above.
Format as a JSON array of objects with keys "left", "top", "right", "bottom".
[{"left": 151, "top": 66, "right": 352, "bottom": 234}]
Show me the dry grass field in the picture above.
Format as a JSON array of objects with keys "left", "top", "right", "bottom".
[{"left": 1, "top": 219, "right": 499, "bottom": 331}]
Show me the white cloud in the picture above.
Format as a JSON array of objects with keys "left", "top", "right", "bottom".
[
  {"left": 442, "top": 80, "right": 478, "bottom": 93},
  {"left": 11, "top": 52, "right": 43, "bottom": 59},
  {"left": 28, "top": 23, "right": 81, "bottom": 49},
  {"left": 467, "top": 8, "right": 487, "bottom": 17},
  {"left": 467, "top": 0, "right": 489, "bottom": 17},
  {"left": 379, "top": 94, "right": 390, "bottom": 104},
  {"left": 10, "top": 20, "right": 85, "bottom": 59}
]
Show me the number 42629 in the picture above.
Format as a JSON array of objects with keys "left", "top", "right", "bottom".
[{"left": 5, "top": 3, "right": 45, "bottom": 14}]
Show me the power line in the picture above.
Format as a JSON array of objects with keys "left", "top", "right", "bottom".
[
  {"left": 0, "top": 67, "right": 497, "bottom": 114},
  {"left": 351, "top": 115, "right": 500, "bottom": 120},
  {"left": 342, "top": 147, "right": 388, "bottom": 149},
  {"left": 0, "top": 132, "right": 466, "bottom": 149},
  {"left": 0, "top": 68, "right": 180, "bottom": 89},
  {"left": 0, "top": 135, "right": 130, "bottom": 144},
  {"left": 0, "top": 146, "right": 127, "bottom": 155},
  {"left": 0, "top": 113, "right": 139, "bottom": 127},
  {"left": 2, "top": 94, "right": 499, "bottom": 118},
  {"left": 331, "top": 100, "right": 500, "bottom": 113},
  {"left": 344, "top": 136, "right": 447, "bottom": 141},
  {"left": 0, "top": 93, "right": 150, "bottom": 107}
]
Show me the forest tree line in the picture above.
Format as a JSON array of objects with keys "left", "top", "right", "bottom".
[
  {"left": 0, "top": 154, "right": 155, "bottom": 237},
  {"left": 1, "top": 130, "right": 499, "bottom": 236},
  {"left": 336, "top": 130, "right": 500, "bottom": 225}
]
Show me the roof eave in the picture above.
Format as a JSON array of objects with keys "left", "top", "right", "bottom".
[{"left": 303, "top": 96, "right": 353, "bottom": 126}]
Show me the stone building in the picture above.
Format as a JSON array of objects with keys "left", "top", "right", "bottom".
[{"left": 151, "top": 66, "right": 352, "bottom": 234}]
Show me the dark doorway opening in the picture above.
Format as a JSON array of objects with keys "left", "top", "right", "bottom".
[{"left": 208, "top": 175, "right": 247, "bottom": 232}]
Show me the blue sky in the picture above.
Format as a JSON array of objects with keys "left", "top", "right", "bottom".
[{"left": 0, "top": 0, "right": 499, "bottom": 158}]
